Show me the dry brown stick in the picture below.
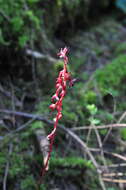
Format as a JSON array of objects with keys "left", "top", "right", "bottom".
[
  {"left": 0, "top": 109, "right": 47, "bottom": 120},
  {"left": 14, "top": 118, "right": 36, "bottom": 132},
  {"left": 103, "top": 111, "right": 126, "bottom": 145},
  {"left": 103, "top": 172, "right": 125, "bottom": 177},
  {"left": 72, "top": 123, "right": 126, "bottom": 130},
  {"left": 101, "top": 163, "right": 126, "bottom": 168},
  {"left": 108, "top": 152, "right": 126, "bottom": 162},
  {"left": 102, "top": 178, "right": 126, "bottom": 183},
  {"left": 10, "top": 82, "right": 16, "bottom": 128},
  {"left": 35, "top": 129, "right": 50, "bottom": 171},
  {"left": 90, "top": 124, "right": 107, "bottom": 170},
  {"left": 3, "top": 143, "right": 13, "bottom": 190},
  {"left": 118, "top": 111, "right": 126, "bottom": 123},
  {"left": 88, "top": 148, "right": 126, "bottom": 162},
  {"left": 1, "top": 109, "right": 124, "bottom": 131}
]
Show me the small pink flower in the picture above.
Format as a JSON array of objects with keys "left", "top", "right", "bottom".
[
  {"left": 56, "top": 83, "right": 61, "bottom": 89},
  {"left": 65, "top": 72, "right": 71, "bottom": 80},
  {"left": 60, "top": 90, "right": 65, "bottom": 97},
  {"left": 51, "top": 94, "right": 59, "bottom": 102},
  {"left": 69, "top": 78, "right": 77, "bottom": 87},
  {"left": 57, "top": 47, "right": 68, "bottom": 58}
]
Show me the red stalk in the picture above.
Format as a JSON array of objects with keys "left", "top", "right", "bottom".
[{"left": 40, "top": 47, "right": 75, "bottom": 179}]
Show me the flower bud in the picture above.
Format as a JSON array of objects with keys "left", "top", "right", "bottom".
[
  {"left": 51, "top": 94, "right": 59, "bottom": 102},
  {"left": 69, "top": 78, "right": 77, "bottom": 87},
  {"left": 57, "top": 112, "right": 62, "bottom": 120},
  {"left": 65, "top": 72, "right": 71, "bottom": 80},
  {"left": 60, "top": 90, "right": 65, "bottom": 97},
  {"left": 49, "top": 104, "right": 56, "bottom": 110}
]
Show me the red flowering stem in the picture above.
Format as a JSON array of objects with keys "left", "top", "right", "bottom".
[{"left": 41, "top": 47, "right": 74, "bottom": 178}]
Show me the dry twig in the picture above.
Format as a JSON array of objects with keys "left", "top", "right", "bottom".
[
  {"left": 72, "top": 123, "right": 126, "bottom": 130},
  {"left": 3, "top": 143, "right": 13, "bottom": 190},
  {"left": 102, "top": 178, "right": 126, "bottom": 183}
]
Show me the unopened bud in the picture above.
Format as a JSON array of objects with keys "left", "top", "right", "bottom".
[
  {"left": 57, "top": 112, "right": 62, "bottom": 120},
  {"left": 49, "top": 104, "right": 56, "bottom": 110},
  {"left": 51, "top": 94, "right": 59, "bottom": 102}
]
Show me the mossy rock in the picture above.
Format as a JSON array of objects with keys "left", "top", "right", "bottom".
[{"left": 93, "top": 54, "right": 126, "bottom": 95}]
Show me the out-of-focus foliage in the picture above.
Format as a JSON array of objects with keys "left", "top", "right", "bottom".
[
  {"left": 0, "top": 0, "right": 114, "bottom": 49},
  {"left": 94, "top": 54, "right": 126, "bottom": 95},
  {"left": 0, "top": 0, "right": 41, "bottom": 47},
  {"left": 116, "top": 0, "right": 126, "bottom": 13}
]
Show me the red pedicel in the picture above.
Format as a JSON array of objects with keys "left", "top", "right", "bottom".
[{"left": 41, "top": 47, "right": 75, "bottom": 177}]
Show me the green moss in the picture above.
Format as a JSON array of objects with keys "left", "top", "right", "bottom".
[
  {"left": 50, "top": 156, "right": 94, "bottom": 169},
  {"left": 115, "top": 42, "right": 126, "bottom": 54},
  {"left": 94, "top": 54, "right": 126, "bottom": 95},
  {"left": 9, "top": 153, "right": 28, "bottom": 178},
  {"left": 54, "top": 60, "right": 64, "bottom": 71},
  {"left": 20, "top": 175, "right": 36, "bottom": 190},
  {"left": 62, "top": 96, "right": 78, "bottom": 122},
  {"left": 0, "top": 152, "right": 7, "bottom": 175},
  {"left": 35, "top": 98, "right": 50, "bottom": 114},
  {"left": 30, "top": 121, "right": 44, "bottom": 131},
  {"left": 0, "top": 0, "right": 42, "bottom": 47}
]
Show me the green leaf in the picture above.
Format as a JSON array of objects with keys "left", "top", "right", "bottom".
[
  {"left": 25, "top": 10, "right": 40, "bottom": 29},
  {"left": 30, "top": 121, "right": 43, "bottom": 130},
  {"left": 100, "top": 129, "right": 107, "bottom": 135},
  {"left": 86, "top": 104, "right": 98, "bottom": 115},
  {"left": 0, "top": 28, "right": 9, "bottom": 45},
  {"left": 18, "top": 35, "right": 29, "bottom": 47},
  {"left": 11, "top": 17, "right": 24, "bottom": 32},
  {"left": 92, "top": 119, "right": 100, "bottom": 125},
  {"left": 120, "top": 128, "right": 126, "bottom": 140},
  {"left": 88, "top": 117, "right": 100, "bottom": 125}
]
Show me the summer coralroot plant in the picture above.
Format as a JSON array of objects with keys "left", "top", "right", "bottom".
[{"left": 41, "top": 47, "right": 76, "bottom": 177}]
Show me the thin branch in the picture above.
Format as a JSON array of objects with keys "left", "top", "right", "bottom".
[
  {"left": 103, "top": 110, "right": 126, "bottom": 145},
  {"left": 72, "top": 123, "right": 126, "bottom": 130},
  {"left": 102, "top": 178, "right": 126, "bottom": 183},
  {"left": 14, "top": 118, "right": 36, "bottom": 132},
  {"left": 0, "top": 9, "right": 10, "bottom": 22},
  {"left": 103, "top": 172, "right": 126, "bottom": 177},
  {"left": 26, "top": 49, "right": 57, "bottom": 63},
  {"left": 3, "top": 143, "right": 13, "bottom": 190},
  {"left": 0, "top": 109, "right": 47, "bottom": 120},
  {"left": 1, "top": 109, "right": 126, "bottom": 131},
  {"left": 118, "top": 111, "right": 126, "bottom": 123},
  {"left": 0, "top": 84, "right": 21, "bottom": 107},
  {"left": 93, "top": 124, "right": 108, "bottom": 169},
  {"left": 101, "top": 163, "right": 126, "bottom": 169},
  {"left": 106, "top": 152, "right": 126, "bottom": 162}
]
